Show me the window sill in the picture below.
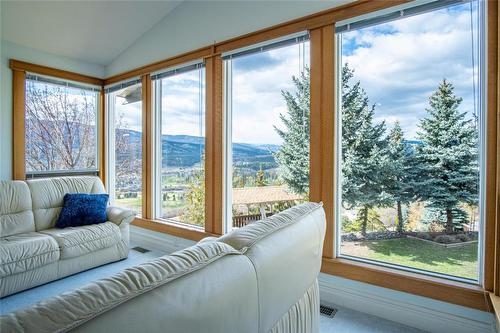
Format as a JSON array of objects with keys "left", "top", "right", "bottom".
[
  {"left": 321, "top": 257, "right": 489, "bottom": 311},
  {"left": 131, "top": 217, "right": 217, "bottom": 242}
]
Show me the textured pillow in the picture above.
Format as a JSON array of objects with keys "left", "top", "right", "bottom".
[{"left": 55, "top": 193, "right": 109, "bottom": 228}]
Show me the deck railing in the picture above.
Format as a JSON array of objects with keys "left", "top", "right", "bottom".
[{"left": 232, "top": 212, "right": 274, "bottom": 228}]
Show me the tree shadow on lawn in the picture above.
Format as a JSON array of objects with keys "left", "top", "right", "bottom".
[{"left": 358, "top": 238, "right": 478, "bottom": 267}]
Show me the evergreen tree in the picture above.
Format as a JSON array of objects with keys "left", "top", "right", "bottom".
[
  {"left": 341, "top": 64, "right": 392, "bottom": 236},
  {"left": 421, "top": 207, "right": 468, "bottom": 231},
  {"left": 255, "top": 166, "right": 266, "bottom": 187},
  {"left": 414, "top": 80, "right": 479, "bottom": 233},
  {"left": 274, "top": 69, "right": 310, "bottom": 195},
  {"left": 386, "top": 122, "right": 414, "bottom": 233}
]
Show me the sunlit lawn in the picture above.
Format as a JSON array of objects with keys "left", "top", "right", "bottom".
[
  {"left": 341, "top": 237, "right": 478, "bottom": 280},
  {"left": 115, "top": 197, "right": 142, "bottom": 214},
  {"left": 114, "top": 197, "right": 186, "bottom": 213}
]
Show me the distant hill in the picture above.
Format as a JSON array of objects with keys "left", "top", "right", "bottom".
[{"left": 116, "top": 129, "right": 279, "bottom": 168}]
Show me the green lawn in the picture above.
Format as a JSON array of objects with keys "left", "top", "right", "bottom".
[
  {"left": 341, "top": 237, "right": 478, "bottom": 280},
  {"left": 115, "top": 197, "right": 142, "bottom": 214}
]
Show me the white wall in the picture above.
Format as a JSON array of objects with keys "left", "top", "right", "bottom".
[
  {"left": 106, "top": 0, "right": 351, "bottom": 76},
  {"left": 0, "top": 40, "right": 104, "bottom": 180}
]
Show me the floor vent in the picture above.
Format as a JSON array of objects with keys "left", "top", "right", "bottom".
[
  {"left": 320, "top": 304, "right": 337, "bottom": 318},
  {"left": 132, "top": 246, "right": 151, "bottom": 253}
]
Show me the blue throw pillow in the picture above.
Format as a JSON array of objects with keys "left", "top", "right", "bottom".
[{"left": 55, "top": 193, "right": 109, "bottom": 228}]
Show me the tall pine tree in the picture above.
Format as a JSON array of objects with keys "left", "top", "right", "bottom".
[
  {"left": 341, "top": 64, "right": 391, "bottom": 235},
  {"left": 274, "top": 69, "right": 310, "bottom": 195},
  {"left": 386, "top": 122, "right": 414, "bottom": 233},
  {"left": 414, "top": 80, "right": 479, "bottom": 233}
]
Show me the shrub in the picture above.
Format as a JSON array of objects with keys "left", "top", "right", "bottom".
[
  {"left": 342, "top": 215, "right": 362, "bottom": 233},
  {"left": 427, "top": 222, "right": 445, "bottom": 233},
  {"left": 419, "top": 233, "right": 432, "bottom": 241},
  {"left": 455, "top": 234, "right": 469, "bottom": 242},
  {"left": 434, "top": 235, "right": 456, "bottom": 244}
]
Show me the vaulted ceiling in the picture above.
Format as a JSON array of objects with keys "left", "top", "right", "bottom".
[{"left": 1, "top": 1, "right": 182, "bottom": 66}]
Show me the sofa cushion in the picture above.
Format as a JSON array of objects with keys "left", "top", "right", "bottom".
[
  {"left": 218, "top": 202, "right": 324, "bottom": 251},
  {"left": 0, "top": 232, "right": 59, "bottom": 278},
  {"left": 27, "top": 176, "right": 106, "bottom": 231},
  {"left": 0, "top": 181, "right": 35, "bottom": 237},
  {"left": 55, "top": 193, "right": 109, "bottom": 228},
  {"left": 40, "top": 222, "right": 122, "bottom": 259},
  {"left": 218, "top": 202, "right": 326, "bottom": 332},
  {"left": 0, "top": 242, "right": 243, "bottom": 333}
]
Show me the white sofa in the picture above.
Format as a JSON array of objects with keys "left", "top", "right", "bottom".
[
  {"left": 0, "top": 176, "right": 135, "bottom": 298},
  {"left": 1, "top": 202, "right": 326, "bottom": 333}
]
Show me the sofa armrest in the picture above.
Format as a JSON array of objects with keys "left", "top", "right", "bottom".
[{"left": 106, "top": 206, "right": 136, "bottom": 226}]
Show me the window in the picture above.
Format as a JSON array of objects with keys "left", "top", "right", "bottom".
[
  {"left": 25, "top": 74, "right": 100, "bottom": 176},
  {"left": 153, "top": 64, "right": 206, "bottom": 227},
  {"left": 106, "top": 80, "right": 143, "bottom": 215},
  {"left": 224, "top": 35, "right": 310, "bottom": 230},
  {"left": 336, "top": 0, "right": 483, "bottom": 282}
]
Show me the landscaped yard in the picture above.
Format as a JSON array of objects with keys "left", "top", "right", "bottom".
[{"left": 341, "top": 237, "right": 478, "bottom": 280}]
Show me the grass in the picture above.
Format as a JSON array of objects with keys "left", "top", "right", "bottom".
[
  {"left": 341, "top": 237, "right": 478, "bottom": 280},
  {"left": 115, "top": 197, "right": 142, "bottom": 214}
]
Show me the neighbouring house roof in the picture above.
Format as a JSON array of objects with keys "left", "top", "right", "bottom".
[
  {"left": 232, "top": 185, "right": 303, "bottom": 205},
  {"left": 118, "top": 85, "right": 142, "bottom": 104}
]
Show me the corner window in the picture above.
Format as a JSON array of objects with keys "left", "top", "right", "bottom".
[
  {"left": 336, "top": 0, "right": 483, "bottom": 282},
  {"left": 224, "top": 35, "right": 310, "bottom": 230},
  {"left": 25, "top": 74, "right": 100, "bottom": 176},
  {"left": 106, "top": 80, "right": 143, "bottom": 214},
  {"left": 152, "top": 64, "right": 206, "bottom": 227}
]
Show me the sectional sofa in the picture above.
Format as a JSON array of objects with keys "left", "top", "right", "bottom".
[
  {"left": 1, "top": 202, "right": 326, "bottom": 333},
  {"left": 0, "top": 176, "right": 135, "bottom": 298}
]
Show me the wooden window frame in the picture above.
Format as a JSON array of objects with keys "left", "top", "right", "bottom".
[
  {"left": 9, "top": 0, "right": 500, "bottom": 312},
  {"left": 9, "top": 60, "right": 105, "bottom": 182}
]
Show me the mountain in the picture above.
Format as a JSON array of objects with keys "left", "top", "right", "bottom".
[{"left": 116, "top": 129, "right": 279, "bottom": 169}]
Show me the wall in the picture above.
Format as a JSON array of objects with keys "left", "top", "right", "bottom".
[
  {"left": 106, "top": 0, "right": 351, "bottom": 76},
  {"left": 0, "top": 40, "right": 105, "bottom": 180}
]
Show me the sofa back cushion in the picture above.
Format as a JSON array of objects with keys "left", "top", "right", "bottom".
[
  {"left": 27, "top": 176, "right": 106, "bottom": 231},
  {"left": 218, "top": 202, "right": 326, "bottom": 333},
  {"left": 0, "top": 181, "right": 35, "bottom": 237},
  {"left": 1, "top": 242, "right": 259, "bottom": 333}
]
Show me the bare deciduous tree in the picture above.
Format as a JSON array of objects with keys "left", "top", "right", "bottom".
[{"left": 25, "top": 81, "right": 97, "bottom": 172}]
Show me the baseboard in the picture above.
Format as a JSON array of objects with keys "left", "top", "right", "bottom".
[
  {"left": 319, "top": 274, "right": 495, "bottom": 333},
  {"left": 130, "top": 225, "right": 196, "bottom": 254}
]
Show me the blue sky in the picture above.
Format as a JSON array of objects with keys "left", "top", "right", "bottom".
[
  {"left": 231, "top": 41, "right": 309, "bottom": 145},
  {"left": 341, "top": 1, "right": 479, "bottom": 139},
  {"left": 115, "top": 1, "right": 480, "bottom": 144},
  {"left": 115, "top": 70, "right": 205, "bottom": 136}
]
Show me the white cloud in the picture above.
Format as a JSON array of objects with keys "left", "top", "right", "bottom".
[
  {"left": 113, "top": 3, "right": 480, "bottom": 145},
  {"left": 231, "top": 42, "right": 310, "bottom": 144},
  {"left": 342, "top": 3, "right": 479, "bottom": 139},
  {"left": 115, "top": 97, "right": 142, "bottom": 132}
]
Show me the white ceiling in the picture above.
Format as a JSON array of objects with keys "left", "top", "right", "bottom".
[{"left": 1, "top": 1, "right": 182, "bottom": 66}]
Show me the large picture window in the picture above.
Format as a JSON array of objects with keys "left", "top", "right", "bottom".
[
  {"left": 336, "top": 0, "right": 483, "bottom": 281},
  {"left": 106, "top": 81, "right": 143, "bottom": 214},
  {"left": 224, "top": 35, "right": 310, "bottom": 230},
  {"left": 25, "top": 74, "right": 100, "bottom": 176},
  {"left": 153, "top": 64, "right": 206, "bottom": 227}
]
